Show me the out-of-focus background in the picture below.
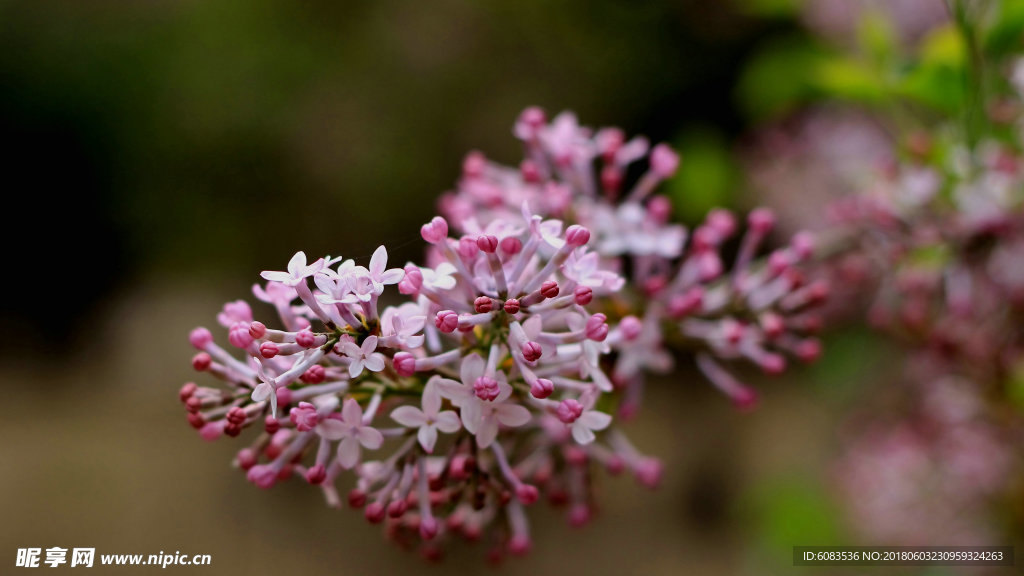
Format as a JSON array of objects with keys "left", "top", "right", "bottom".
[{"left": 2, "top": 0, "right": 1021, "bottom": 574}]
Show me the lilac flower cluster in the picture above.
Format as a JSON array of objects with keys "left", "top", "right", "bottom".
[
  {"left": 181, "top": 212, "right": 662, "bottom": 559},
  {"left": 440, "top": 108, "right": 827, "bottom": 409},
  {"left": 823, "top": 131, "right": 1024, "bottom": 380}
]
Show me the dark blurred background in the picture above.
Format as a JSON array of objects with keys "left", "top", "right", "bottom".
[{"left": 1, "top": 1, "right": 994, "bottom": 574}]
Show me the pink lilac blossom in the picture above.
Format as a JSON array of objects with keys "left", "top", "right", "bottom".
[
  {"left": 181, "top": 206, "right": 661, "bottom": 559},
  {"left": 834, "top": 374, "right": 1018, "bottom": 547},
  {"left": 439, "top": 108, "right": 828, "bottom": 410}
]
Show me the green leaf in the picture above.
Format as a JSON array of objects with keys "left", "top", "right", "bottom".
[
  {"left": 983, "top": 0, "right": 1024, "bottom": 56},
  {"left": 812, "top": 58, "right": 887, "bottom": 103}
]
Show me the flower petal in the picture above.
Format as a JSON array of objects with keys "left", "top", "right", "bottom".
[
  {"left": 260, "top": 271, "right": 292, "bottom": 283},
  {"left": 495, "top": 404, "right": 531, "bottom": 428},
  {"left": 418, "top": 425, "right": 438, "bottom": 453},
  {"left": 356, "top": 426, "right": 384, "bottom": 450},
  {"left": 363, "top": 353, "right": 385, "bottom": 373},
  {"left": 572, "top": 423, "right": 596, "bottom": 445},
  {"left": 474, "top": 419, "right": 499, "bottom": 449},
  {"left": 369, "top": 245, "right": 387, "bottom": 276},
  {"left": 422, "top": 379, "right": 442, "bottom": 416},
  {"left": 578, "top": 410, "right": 612, "bottom": 431},
  {"left": 391, "top": 406, "right": 427, "bottom": 428},
  {"left": 337, "top": 436, "right": 360, "bottom": 469},
  {"left": 316, "top": 419, "right": 347, "bottom": 441},
  {"left": 341, "top": 398, "right": 363, "bottom": 425},
  {"left": 460, "top": 354, "right": 485, "bottom": 387},
  {"left": 348, "top": 360, "right": 363, "bottom": 379},
  {"left": 287, "top": 251, "right": 307, "bottom": 276},
  {"left": 434, "top": 411, "right": 462, "bottom": 433}
]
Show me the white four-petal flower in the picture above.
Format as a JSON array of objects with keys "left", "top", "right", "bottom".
[
  {"left": 260, "top": 251, "right": 325, "bottom": 287},
  {"left": 391, "top": 378, "right": 461, "bottom": 453},
  {"left": 436, "top": 355, "right": 531, "bottom": 448},
  {"left": 316, "top": 399, "right": 384, "bottom": 469},
  {"left": 341, "top": 335, "right": 386, "bottom": 378}
]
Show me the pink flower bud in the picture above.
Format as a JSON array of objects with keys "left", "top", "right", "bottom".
[
  {"left": 259, "top": 341, "right": 279, "bottom": 359},
  {"left": 568, "top": 504, "right": 591, "bottom": 527},
  {"left": 300, "top": 364, "right": 325, "bottom": 384},
  {"left": 748, "top": 208, "right": 776, "bottom": 234},
  {"left": 515, "top": 106, "right": 546, "bottom": 139},
  {"left": 474, "top": 296, "right": 493, "bottom": 313},
  {"left": 228, "top": 323, "right": 254, "bottom": 349},
  {"left": 668, "top": 287, "right": 703, "bottom": 317},
  {"left": 520, "top": 159, "right": 541, "bottom": 183},
  {"left": 508, "top": 534, "right": 532, "bottom": 556},
  {"left": 601, "top": 164, "right": 623, "bottom": 192},
  {"left": 796, "top": 339, "right": 822, "bottom": 362},
  {"left": 760, "top": 353, "right": 786, "bottom": 375},
  {"left": 462, "top": 150, "right": 486, "bottom": 178},
  {"left": 457, "top": 236, "right": 479, "bottom": 259},
  {"left": 185, "top": 396, "right": 201, "bottom": 413},
  {"left": 178, "top": 382, "right": 197, "bottom": 402},
  {"left": 199, "top": 421, "right": 223, "bottom": 441},
  {"left": 393, "top": 352, "right": 416, "bottom": 377},
  {"left": 647, "top": 195, "right": 672, "bottom": 223},
  {"left": 348, "top": 489, "right": 367, "bottom": 508},
  {"left": 290, "top": 402, "right": 320, "bottom": 432},
  {"left": 365, "top": 501, "right": 387, "bottom": 523},
  {"left": 760, "top": 313, "right": 784, "bottom": 339},
  {"left": 275, "top": 387, "right": 292, "bottom": 409},
  {"left": 236, "top": 448, "right": 257, "bottom": 470},
  {"left": 500, "top": 236, "right": 522, "bottom": 255},
  {"left": 732, "top": 388, "right": 759, "bottom": 412},
  {"left": 387, "top": 499, "right": 408, "bottom": 518},
  {"left": 189, "top": 327, "right": 213, "bottom": 350},
  {"left": 476, "top": 234, "right": 499, "bottom": 253},
  {"left": 419, "top": 517, "right": 439, "bottom": 541},
  {"left": 540, "top": 281, "right": 559, "bottom": 299},
  {"left": 226, "top": 407, "right": 247, "bottom": 425},
  {"left": 247, "top": 465, "right": 277, "bottom": 489},
  {"left": 530, "top": 378, "right": 554, "bottom": 399},
  {"left": 295, "top": 330, "right": 316, "bottom": 348},
  {"left": 191, "top": 352, "right": 212, "bottom": 371},
  {"left": 264, "top": 415, "right": 280, "bottom": 434},
  {"left": 248, "top": 321, "right": 267, "bottom": 339},
  {"left": 791, "top": 231, "right": 815, "bottom": 260},
  {"left": 556, "top": 399, "right": 584, "bottom": 424},
  {"left": 618, "top": 315, "right": 642, "bottom": 341},
  {"left": 706, "top": 208, "right": 737, "bottom": 238},
  {"left": 585, "top": 313, "right": 608, "bottom": 341},
  {"left": 521, "top": 341, "right": 543, "bottom": 362},
  {"left": 473, "top": 376, "right": 500, "bottom": 402},
  {"left": 420, "top": 216, "right": 449, "bottom": 244},
  {"left": 565, "top": 225, "right": 591, "bottom": 247},
  {"left": 503, "top": 299, "right": 521, "bottom": 314},
  {"left": 435, "top": 310, "right": 459, "bottom": 333},
  {"left": 304, "top": 464, "right": 327, "bottom": 485},
  {"left": 650, "top": 143, "right": 680, "bottom": 178},
  {"left": 574, "top": 285, "right": 593, "bottom": 306},
  {"left": 633, "top": 457, "right": 663, "bottom": 488},
  {"left": 398, "top": 265, "right": 423, "bottom": 295},
  {"left": 187, "top": 412, "right": 205, "bottom": 429}
]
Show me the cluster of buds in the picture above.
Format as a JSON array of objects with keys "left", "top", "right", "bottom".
[
  {"left": 439, "top": 108, "right": 827, "bottom": 409},
  {"left": 181, "top": 209, "right": 661, "bottom": 559}
]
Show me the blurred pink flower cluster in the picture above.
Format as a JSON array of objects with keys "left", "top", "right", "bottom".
[{"left": 179, "top": 108, "right": 826, "bottom": 559}]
